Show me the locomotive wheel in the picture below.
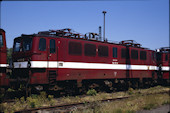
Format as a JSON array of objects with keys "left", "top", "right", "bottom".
[
  {"left": 0, "top": 88, "right": 6, "bottom": 94},
  {"left": 131, "top": 80, "right": 140, "bottom": 89}
]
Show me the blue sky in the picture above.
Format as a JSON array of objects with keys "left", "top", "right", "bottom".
[{"left": 1, "top": 0, "right": 169, "bottom": 50}]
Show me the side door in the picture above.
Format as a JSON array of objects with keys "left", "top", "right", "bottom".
[
  {"left": 47, "top": 38, "right": 58, "bottom": 84},
  {"left": 47, "top": 38, "right": 57, "bottom": 66}
]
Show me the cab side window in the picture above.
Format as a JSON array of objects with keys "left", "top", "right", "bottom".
[
  {"left": 0, "top": 34, "right": 3, "bottom": 47},
  {"left": 113, "top": 47, "right": 117, "bottom": 58},
  {"left": 39, "top": 38, "right": 46, "bottom": 51},
  {"left": 165, "top": 54, "right": 168, "bottom": 61},
  {"left": 50, "top": 39, "right": 56, "bottom": 53}
]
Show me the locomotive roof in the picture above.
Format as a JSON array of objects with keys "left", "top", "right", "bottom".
[
  {"left": 0, "top": 28, "right": 5, "bottom": 33},
  {"left": 19, "top": 28, "right": 150, "bottom": 50}
]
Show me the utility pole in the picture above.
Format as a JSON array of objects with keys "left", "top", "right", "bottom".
[
  {"left": 102, "top": 11, "right": 107, "bottom": 41},
  {"left": 0, "top": 1, "right": 1, "bottom": 28},
  {"left": 99, "top": 26, "right": 101, "bottom": 41}
]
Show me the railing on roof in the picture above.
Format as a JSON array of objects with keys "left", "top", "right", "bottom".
[
  {"left": 38, "top": 28, "right": 85, "bottom": 38},
  {"left": 160, "top": 47, "right": 170, "bottom": 53},
  {"left": 38, "top": 28, "right": 103, "bottom": 41},
  {"left": 38, "top": 28, "right": 147, "bottom": 49},
  {"left": 119, "top": 40, "right": 142, "bottom": 48}
]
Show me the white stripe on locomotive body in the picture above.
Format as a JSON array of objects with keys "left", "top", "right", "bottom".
[
  {"left": 162, "top": 66, "right": 170, "bottom": 71},
  {"left": 13, "top": 61, "right": 158, "bottom": 71},
  {"left": 0, "top": 64, "right": 9, "bottom": 67},
  {"left": 57, "top": 61, "right": 157, "bottom": 70}
]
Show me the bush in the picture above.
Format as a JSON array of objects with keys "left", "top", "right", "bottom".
[
  {"left": 86, "top": 89, "right": 97, "bottom": 96},
  {"left": 0, "top": 94, "right": 5, "bottom": 102},
  {"left": 26, "top": 96, "right": 37, "bottom": 108},
  {"left": 127, "top": 88, "right": 134, "bottom": 95},
  {"left": 40, "top": 91, "right": 47, "bottom": 98},
  {"left": 48, "top": 95, "right": 54, "bottom": 101},
  {"left": 7, "top": 88, "right": 15, "bottom": 92},
  {"left": 30, "top": 101, "right": 36, "bottom": 108},
  {"left": 39, "top": 91, "right": 47, "bottom": 102},
  {"left": 162, "top": 100, "right": 170, "bottom": 105},
  {"left": 31, "top": 94, "right": 38, "bottom": 99}
]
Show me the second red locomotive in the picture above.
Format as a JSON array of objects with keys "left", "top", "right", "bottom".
[{"left": 0, "top": 29, "right": 9, "bottom": 88}]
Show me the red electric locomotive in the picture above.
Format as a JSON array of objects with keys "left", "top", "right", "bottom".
[
  {"left": 11, "top": 28, "right": 158, "bottom": 91},
  {"left": 0, "top": 28, "right": 9, "bottom": 88},
  {"left": 156, "top": 47, "right": 170, "bottom": 85}
]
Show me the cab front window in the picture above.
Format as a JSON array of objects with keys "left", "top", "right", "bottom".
[
  {"left": 14, "top": 37, "right": 32, "bottom": 52},
  {"left": 23, "top": 38, "right": 32, "bottom": 51},
  {"left": 14, "top": 38, "right": 21, "bottom": 52}
]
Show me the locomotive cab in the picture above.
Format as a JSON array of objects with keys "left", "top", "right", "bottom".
[
  {"left": 156, "top": 47, "right": 170, "bottom": 85},
  {"left": 11, "top": 34, "right": 59, "bottom": 90},
  {"left": 0, "top": 29, "right": 9, "bottom": 88},
  {"left": 11, "top": 35, "right": 33, "bottom": 88}
]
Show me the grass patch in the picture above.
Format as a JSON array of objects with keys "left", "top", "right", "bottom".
[
  {"left": 1, "top": 86, "right": 169, "bottom": 113},
  {"left": 0, "top": 91, "right": 55, "bottom": 112},
  {"left": 86, "top": 89, "right": 97, "bottom": 96},
  {"left": 162, "top": 100, "right": 170, "bottom": 105},
  {"left": 143, "top": 103, "right": 157, "bottom": 110},
  {"left": 73, "top": 93, "right": 169, "bottom": 113}
]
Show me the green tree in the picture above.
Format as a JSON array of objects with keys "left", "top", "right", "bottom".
[{"left": 7, "top": 48, "right": 13, "bottom": 63}]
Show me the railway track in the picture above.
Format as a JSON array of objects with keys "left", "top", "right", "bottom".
[{"left": 15, "top": 90, "right": 169, "bottom": 113}]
